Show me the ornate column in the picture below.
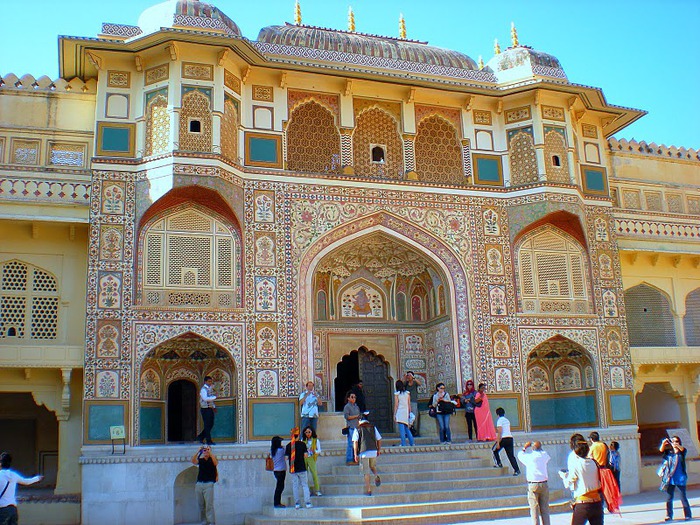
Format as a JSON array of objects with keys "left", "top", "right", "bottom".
[
  {"left": 403, "top": 134, "right": 416, "bottom": 180},
  {"left": 461, "top": 138, "right": 473, "bottom": 184},
  {"left": 340, "top": 128, "right": 354, "bottom": 175}
]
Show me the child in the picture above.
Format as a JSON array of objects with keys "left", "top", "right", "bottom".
[{"left": 608, "top": 440, "right": 621, "bottom": 490}]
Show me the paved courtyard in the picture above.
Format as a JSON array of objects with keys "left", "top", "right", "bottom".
[{"left": 461, "top": 488, "right": 699, "bottom": 525}]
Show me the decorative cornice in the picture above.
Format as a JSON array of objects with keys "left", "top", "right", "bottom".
[
  {"left": 609, "top": 138, "right": 699, "bottom": 162},
  {"left": 0, "top": 74, "right": 97, "bottom": 95}
]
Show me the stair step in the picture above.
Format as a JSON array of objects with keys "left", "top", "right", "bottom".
[
  {"left": 325, "top": 465, "right": 510, "bottom": 484},
  {"left": 285, "top": 484, "right": 533, "bottom": 507},
  {"left": 245, "top": 498, "right": 570, "bottom": 525}
]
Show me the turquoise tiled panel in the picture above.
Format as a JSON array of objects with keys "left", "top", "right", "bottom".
[
  {"left": 88, "top": 404, "right": 125, "bottom": 441},
  {"left": 252, "top": 401, "right": 296, "bottom": 437},
  {"left": 248, "top": 137, "right": 278, "bottom": 163},
  {"left": 140, "top": 405, "right": 163, "bottom": 441},
  {"left": 530, "top": 393, "right": 597, "bottom": 428},
  {"left": 609, "top": 393, "right": 633, "bottom": 422}
]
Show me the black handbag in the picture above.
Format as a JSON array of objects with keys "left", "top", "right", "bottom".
[
  {"left": 341, "top": 426, "right": 349, "bottom": 435},
  {"left": 438, "top": 400, "right": 455, "bottom": 415},
  {"left": 428, "top": 406, "right": 437, "bottom": 418}
]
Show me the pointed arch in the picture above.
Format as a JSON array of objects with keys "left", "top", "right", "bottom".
[
  {"left": 179, "top": 89, "right": 212, "bottom": 152},
  {"left": 286, "top": 100, "right": 341, "bottom": 173},
  {"left": 684, "top": 287, "right": 700, "bottom": 346},
  {"left": 414, "top": 114, "right": 463, "bottom": 184},
  {"left": 624, "top": 283, "right": 677, "bottom": 347},
  {"left": 352, "top": 107, "right": 403, "bottom": 179},
  {"left": 514, "top": 223, "right": 592, "bottom": 315},
  {"left": 299, "top": 211, "right": 472, "bottom": 388}
]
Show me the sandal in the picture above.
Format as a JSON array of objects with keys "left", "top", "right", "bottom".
[{"left": 374, "top": 476, "right": 381, "bottom": 487}]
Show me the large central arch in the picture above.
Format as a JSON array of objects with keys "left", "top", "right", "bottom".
[{"left": 298, "top": 211, "right": 472, "bottom": 399}]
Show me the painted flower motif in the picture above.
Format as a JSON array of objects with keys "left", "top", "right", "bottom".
[{"left": 301, "top": 210, "right": 313, "bottom": 223}]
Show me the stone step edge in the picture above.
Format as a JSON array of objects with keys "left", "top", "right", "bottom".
[{"left": 249, "top": 498, "right": 570, "bottom": 524}]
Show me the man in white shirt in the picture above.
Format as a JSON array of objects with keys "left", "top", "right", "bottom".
[
  {"left": 493, "top": 407, "right": 520, "bottom": 475},
  {"left": 0, "top": 451, "right": 43, "bottom": 524},
  {"left": 196, "top": 376, "right": 217, "bottom": 445},
  {"left": 298, "top": 381, "right": 323, "bottom": 433},
  {"left": 518, "top": 441, "right": 551, "bottom": 525}
]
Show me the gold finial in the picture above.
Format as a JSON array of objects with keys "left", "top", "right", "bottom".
[
  {"left": 399, "top": 13, "right": 406, "bottom": 39},
  {"left": 478, "top": 55, "right": 484, "bottom": 69},
  {"left": 494, "top": 38, "right": 501, "bottom": 55},
  {"left": 348, "top": 6, "right": 355, "bottom": 32},
  {"left": 294, "top": 0, "right": 302, "bottom": 25},
  {"left": 511, "top": 22, "right": 519, "bottom": 47}
]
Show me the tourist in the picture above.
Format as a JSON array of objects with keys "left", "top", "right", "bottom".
[
  {"left": 343, "top": 391, "right": 361, "bottom": 465},
  {"left": 587, "top": 431, "right": 609, "bottom": 467},
  {"left": 660, "top": 436, "right": 692, "bottom": 521},
  {"left": 474, "top": 383, "right": 497, "bottom": 441},
  {"left": 190, "top": 445, "right": 218, "bottom": 525},
  {"left": 298, "top": 380, "right": 323, "bottom": 433},
  {"left": 559, "top": 438, "right": 603, "bottom": 525},
  {"left": 196, "top": 375, "right": 217, "bottom": 445},
  {"left": 517, "top": 441, "right": 551, "bottom": 525},
  {"left": 0, "top": 452, "right": 43, "bottom": 524},
  {"left": 461, "top": 379, "right": 478, "bottom": 442},
  {"left": 608, "top": 441, "right": 621, "bottom": 490},
  {"left": 493, "top": 407, "right": 520, "bottom": 475},
  {"left": 350, "top": 380, "right": 367, "bottom": 413},
  {"left": 353, "top": 416, "right": 382, "bottom": 496},
  {"left": 270, "top": 436, "right": 286, "bottom": 508},
  {"left": 394, "top": 380, "right": 414, "bottom": 447},
  {"left": 430, "top": 382, "right": 456, "bottom": 444},
  {"left": 302, "top": 426, "right": 323, "bottom": 496},
  {"left": 285, "top": 427, "right": 312, "bottom": 509},
  {"left": 404, "top": 371, "right": 421, "bottom": 436},
  {"left": 588, "top": 431, "right": 621, "bottom": 514}
]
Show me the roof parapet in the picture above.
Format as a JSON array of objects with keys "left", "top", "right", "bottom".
[{"left": 609, "top": 137, "right": 699, "bottom": 162}]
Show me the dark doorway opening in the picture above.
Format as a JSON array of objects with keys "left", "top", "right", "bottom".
[
  {"left": 167, "top": 380, "right": 197, "bottom": 442},
  {"left": 335, "top": 351, "right": 359, "bottom": 412},
  {"left": 334, "top": 347, "right": 393, "bottom": 434}
]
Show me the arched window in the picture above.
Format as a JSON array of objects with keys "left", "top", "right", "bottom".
[
  {"left": 286, "top": 101, "right": 340, "bottom": 174},
  {"left": 414, "top": 115, "right": 463, "bottom": 184},
  {"left": 684, "top": 288, "right": 700, "bottom": 346},
  {"left": 140, "top": 207, "right": 242, "bottom": 308},
  {"left": 625, "top": 284, "right": 676, "bottom": 346},
  {"left": 0, "top": 260, "right": 59, "bottom": 340},
  {"left": 516, "top": 227, "right": 590, "bottom": 314}
]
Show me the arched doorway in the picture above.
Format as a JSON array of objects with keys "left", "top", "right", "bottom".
[
  {"left": 139, "top": 333, "right": 237, "bottom": 444},
  {"left": 311, "top": 228, "right": 461, "bottom": 430},
  {"left": 335, "top": 347, "right": 392, "bottom": 434},
  {"left": 167, "top": 380, "right": 197, "bottom": 442},
  {"left": 526, "top": 336, "right": 598, "bottom": 429}
]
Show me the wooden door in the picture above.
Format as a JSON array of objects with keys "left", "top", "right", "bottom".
[{"left": 358, "top": 348, "right": 392, "bottom": 434}]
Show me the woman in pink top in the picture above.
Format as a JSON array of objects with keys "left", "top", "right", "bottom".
[{"left": 474, "top": 383, "right": 497, "bottom": 441}]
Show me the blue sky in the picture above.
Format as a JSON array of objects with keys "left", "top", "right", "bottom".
[{"left": 1, "top": 0, "right": 698, "bottom": 148}]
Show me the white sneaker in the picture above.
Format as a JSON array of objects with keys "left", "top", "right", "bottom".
[
  {"left": 306, "top": 503, "right": 313, "bottom": 508},
  {"left": 316, "top": 491, "right": 322, "bottom": 496},
  {"left": 294, "top": 504, "right": 300, "bottom": 509}
]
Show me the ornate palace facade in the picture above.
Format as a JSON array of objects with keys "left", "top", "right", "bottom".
[{"left": 0, "top": 1, "right": 698, "bottom": 523}]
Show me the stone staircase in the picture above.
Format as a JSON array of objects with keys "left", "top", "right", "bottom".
[{"left": 244, "top": 442, "right": 569, "bottom": 525}]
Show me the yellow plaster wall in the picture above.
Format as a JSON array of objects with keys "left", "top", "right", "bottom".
[{"left": 0, "top": 91, "right": 95, "bottom": 132}]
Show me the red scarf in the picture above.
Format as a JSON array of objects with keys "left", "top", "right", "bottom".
[{"left": 290, "top": 427, "right": 299, "bottom": 473}]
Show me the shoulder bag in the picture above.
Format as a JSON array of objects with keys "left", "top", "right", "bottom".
[{"left": 265, "top": 455, "right": 274, "bottom": 471}]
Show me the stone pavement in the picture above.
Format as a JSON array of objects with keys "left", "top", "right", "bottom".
[{"left": 459, "top": 487, "right": 700, "bottom": 525}]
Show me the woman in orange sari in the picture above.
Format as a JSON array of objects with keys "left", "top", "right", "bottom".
[{"left": 474, "top": 383, "right": 497, "bottom": 441}]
